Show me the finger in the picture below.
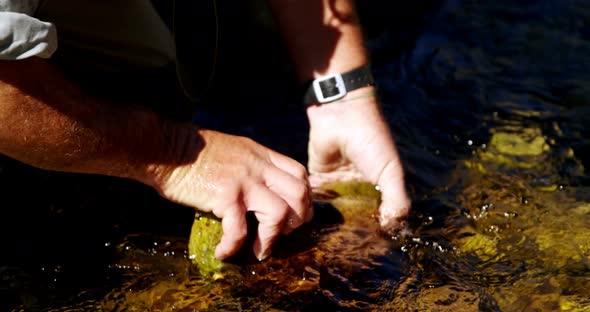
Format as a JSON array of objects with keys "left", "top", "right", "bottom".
[
  {"left": 308, "top": 165, "right": 364, "bottom": 188},
  {"left": 214, "top": 203, "right": 248, "bottom": 260},
  {"left": 376, "top": 160, "right": 411, "bottom": 231},
  {"left": 268, "top": 152, "right": 314, "bottom": 223},
  {"left": 264, "top": 165, "right": 313, "bottom": 227},
  {"left": 245, "top": 184, "right": 290, "bottom": 260},
  {"left": 268, "top": 150, "right": 308, "bottom": 180}
]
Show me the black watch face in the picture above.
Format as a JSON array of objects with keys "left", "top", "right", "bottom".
[{"left": 319, "top": 77, "right": 340, "bottom": 97}]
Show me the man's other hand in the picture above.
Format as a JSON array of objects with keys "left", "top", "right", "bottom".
[{"left": 306, "top": 88, "right": 411, "bottom": 231}]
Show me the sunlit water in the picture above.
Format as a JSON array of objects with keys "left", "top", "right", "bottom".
[{"left": 1, "top": 1, "right": 589, "bottom": 311}]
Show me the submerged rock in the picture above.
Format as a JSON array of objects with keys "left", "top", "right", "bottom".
[
  {"left": 466, "top": 126, "right": 551, "bottom": 171},
  {"left": 490, "top": 127, "right": 548, "bottom": 156},
  {"left": 454, "top": 124, "right": 590, "bottom": 311}
]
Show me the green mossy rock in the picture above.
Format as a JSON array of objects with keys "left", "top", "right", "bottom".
[
  {"left": 319, "top": 181, "right": 381, "bottom": 223},
  {"left": 187, "top": 212, "right": 232, "bottom": 280}
]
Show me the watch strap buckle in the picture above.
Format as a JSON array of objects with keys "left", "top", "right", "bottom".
[
  {"left": 312, "top": 73, "right": 347, "bottom": 103},
  {"left": 303, "top": 64, "right": 376, "bottom": 105}
]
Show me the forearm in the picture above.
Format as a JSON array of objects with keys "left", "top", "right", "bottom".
[
  {"left": 0, "top": 58, "right": 195, "bottom": 187},
  {"left": 267, "top": 0, "right": 369, "bottom": 81},
  {"left": 267, "top": 0, "right": 379, "bottom": 131}
]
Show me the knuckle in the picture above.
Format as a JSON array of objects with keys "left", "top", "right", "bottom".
[
  {"left": 276, "top": 204, "right": 290, "bottom": 221},
  {"left": 293, "top": 163, "right": 308, "bottom": 180},
  {"left": 292, "top": 182, "right": 311, "bottom": 207},
  {"left": 287, "top": 188, "right": 309, "bottom": 228}
]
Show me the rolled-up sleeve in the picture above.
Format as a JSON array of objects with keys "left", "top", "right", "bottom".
[{"left": 0, "top": 0, "right": 57, "bottom": 59}]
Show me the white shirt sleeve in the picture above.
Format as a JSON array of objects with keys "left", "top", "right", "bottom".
[{"left": 0, "top": 0, "right": 57, "bottom": 59}]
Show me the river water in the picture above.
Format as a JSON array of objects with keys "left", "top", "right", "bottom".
[{"left": 1, "top": 0, "right": 589, "bottom": 311}]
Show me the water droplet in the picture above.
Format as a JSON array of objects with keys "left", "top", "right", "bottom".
[
  {"left": 467, "top": 140, "right": 473, "bottom": 146},
  {"left": 504, "top": 211, "right": 518, "bottom": 218}
]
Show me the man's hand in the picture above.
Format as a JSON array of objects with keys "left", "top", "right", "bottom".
[
  {"left": 306, "top": 87, "right": 410, "bottom": 231},
  {"left": 267, "top": 0, "right": 411, "bottom": 230},
  {"left": 148, "top": 127, "right": 313, "bottom": 260},
  {"left": 0, "top": 58, "right": 312, "bottom": 262}
]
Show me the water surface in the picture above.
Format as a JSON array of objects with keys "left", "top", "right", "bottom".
[{"left": 1, "top": 0, "right": 589, "bottom": 311}]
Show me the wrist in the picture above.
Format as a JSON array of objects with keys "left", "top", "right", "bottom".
[
  {"left": 302, "top": 64, "right": 375, "bottom": 105},
  {"left": 125, "top": 117, "right": 203, "bottom": 192},
  {"left": 306, "top": 85, "right": 380, "bottom": 126}
]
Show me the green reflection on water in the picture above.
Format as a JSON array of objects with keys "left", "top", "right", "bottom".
[{"left": 454, "top": 124, "right": 590, "bottom": 311}]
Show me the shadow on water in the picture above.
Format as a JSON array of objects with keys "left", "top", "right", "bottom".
[{"left": 1, "top": 0, "right": 590, "bottom": 311}]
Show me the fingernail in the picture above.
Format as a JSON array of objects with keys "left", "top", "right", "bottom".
[{"left": 256, "top": 249, "right": 271, "bottom": 262}]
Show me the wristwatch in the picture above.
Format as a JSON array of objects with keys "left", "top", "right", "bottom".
[{"left": 303, "top": 64, "right": 376, "bottom": 105}]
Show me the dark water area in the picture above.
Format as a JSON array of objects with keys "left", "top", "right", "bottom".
[{"left": 1, "top": 0, "right": 590, "bottom": 311}]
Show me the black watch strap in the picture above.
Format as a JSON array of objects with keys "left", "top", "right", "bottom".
[{"left": 303, "top": 64, "right": 376, "bottom": 105}]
